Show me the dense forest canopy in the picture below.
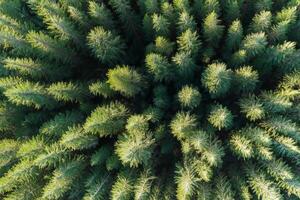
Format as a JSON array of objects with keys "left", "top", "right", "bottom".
[{"left": 0, "top": 0, "right": 300, "bottom": 199}]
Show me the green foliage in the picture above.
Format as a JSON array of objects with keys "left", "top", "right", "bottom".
[
  {"left": 106, "top": 153, "right": 121, "bottom": 171},
  {"left": 152, "top": 14, "right": 170, "bottom": 37},
  {"left": 178, "top": 85, "right": 201, "bottom": 109},
  {"left": 0, "top": 28, "right": 29, "bottom": 54},
  {"left": 250, "top": 11, "right": 272, "bottom": 33},
  {"left": 60, "top": 125, "right": 98, "bottom": 150},
  {"left": 230, "top": 126, "right": 271, "bottom": 159},
  {"left": 17, "top": 137, "right": 45, "bottom": 159},
  {"left": 153, "top": 36, "right": 174, "bottom": 56},
  {"left": 153, "top": 85, "right": 170, "bottom": 109},
  {"left": 47, "top": 81, "right": 87, "bottom": 102},
  {"left": 109, "top": 0, "right": 140, "bottom": 39},
  {"left": 90, "top": 145, "right": 113, "bottom": 167},
  {"left": 223, "top": 0, "right": 241, "bottom": 23},
  {"left": 233, "top": 66, "right": 259, "bottom": 93},
  {"left": 177, "top": 12, "right": 197, "bottom": 33},
  {"left": 175, "top": 164, "right": 199, "bottom": 200},
  {"left": 172, "top": 51, "right": 197, "bottom": 79},
  {"left": 199, "top": 136, "right": 224, "bottom": 167},
  {"left": 201, "top": 62, "right": 232, "bottom": 97},
  {"left": 239, "top": 95, "right": 265, "bottom": 121},
  {"left": 262, "top": 116, "right": 300, "bottom": 143},
  {"left": 246, "top": 166, "right": 283, "bottom": 200},
  {"left": 213, "top": 176, "right": 235, "bottom": 200},
  {"left": 170, "top": 112, "right": 197, "bottom": 140},
  {"left": 230, "top": 133, "right": 253, "bottom": 159},
  {"left": 146, "top": 53, "right": 174, "bottom": 82},
  {"left": 195, "top": 0, "right": 220, "bottom": 18},
  {"left": 83, "top": 170, "right": 113, "bottom": 200},
  {"left": 84, "top": 102, "right": 129, "bottom": 137},
  {"left": 203, "top": 11, "right": 224, "bottom": 48},
  {"left": 241, "top": 32, "right": 268, "bottom": 58},
  {"left": 89, "top": 80, "right": 116, "bottom": 98},
  {"left": 2, "top": 57, "right": 64, "bottom": 80},
  {"left": 115, "top": 131, "right": 155, "bottom": 167},
  {"left": 0, "top": 159, "right": 41, "bottom": 197},
  {"left": 107, "top": 65, "right": 145, "bottom": 97},
  {"left": 39, "top": 110, "right": 84, "bottom": 137},
  {"left": 0, "top": 101, "right": 23, "bottom": 132},
  {"left": 26, "top": 31, "right": 75, "bottom": 63},
  {"left": 0, "top": 1, "right": 300, "bottom": 200},
  {"left": 225, "top": 19, "right": 243, "bottom": 52},
  {"left": 261, "top": 91, "right": 292, "bottom": 113},
  {"left": 88, "top": 1, "right": 115, "bottom": 30},
  {"left": 110, "top": 172, "right": 133, "bottom": 200},
  {"left": 33, "top": 143, "right": 70, "bottom": 168},
  {"left": 177, "top": 29, "right": 201, "bottom": 57},
  {"left": 126, "top": 114, "right": 149, "bottom": 134},
  {"left": 0, "top": 139, "right": 19, "bottom": 169},
  {"left": 0, "top": 76, "right": 24, "bottom": 92},
  {"left": 208, "top": 104, "right": 233, "bottom": 130},
  {"left": 4, "top": 81, "right": 56, "bottom": 109},
  {"left": 134, "top": 170, "right": 155, "bottom": 200},
  {"left": 87, "top": 27, "right": 125, "bottom": 64},
  {"left": 44, "top": 14, "right": 83, "bottom": 46},
  {"left": 42, "top": 158, "right": 86, "bottom": 200}
]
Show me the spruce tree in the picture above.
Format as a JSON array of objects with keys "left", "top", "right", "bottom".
[{"left": 0, "top": 1, "right": 299, "bottom": 200}]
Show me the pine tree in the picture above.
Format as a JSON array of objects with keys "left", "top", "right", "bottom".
[
  {"left": 224, "top": 19, "right": 243, "bottom": 55},
  {"left": 146, "top": 53, "right": 174, "bottom": 82},
  {"left": 4, "top": 81, "right": 57, "bottom": 109},
  {"left": 39, "top": 110, "right": 84, "bottom": 138},
  {"left": 172, "top": 51, "right": 197, "bottom": 79},
  {"left": 83, "top": 169, "right": 113, "bottom": 200},
  {"left": 88, "top": 1, "right": 115, "bottom": 30},
  {"left": 239, "top": 94, "right": 265, "bottom": 121},
  {"left": 152, "top": 13, "right": 171, "bottom": 38},
  {"left": 203, "top": 11, "right": 224, "bottom": 48},
  {"left": 233, "top": 66, "right": 259, "bottom": 93},
  {"left": 175, "top": 164, "right": 200, "bottom": 200},
  {"left": 60, "top": 125, "right": 98, "bottom": 150},
  {"left": 208, "top": 104, "right": 233, "bottom": 130},
  {"left": 26, "top": 31, "right": 76, "bottom": 63},
  {"left": 241, "top": 32, "right": 268, "bottom": 58},
  {"left": 177, "top": 29, "right": 201, "bottom": 58},
  {"left": 87, "top": 26, "right": 125, "bottom": 64},
  {"left": 84, "top": 102, "right": 129, "bottom": 137},
  {"left": 153, "top": 36, "right": 175, "bottom": 57},
  {"left": 115, "top": 131, "right": 155, "bottom": 168},
  {"left": 2, "top": 57, "right": 66, "bottom": 80},
  {"left": 178, "top": 85, "right": 201, "bottom": 109},
  {"left": 0, "top": 1, "right": 299, "bottom": 200},
  {"left": 107, "top": 65, "right": 145, "bottom": 97},
  {"left": 153, "top": 85, "right": 171, "bottom": 109},
  {"left": 249, "top": 11, "right": 272, "bottom": 33},
  {"left": 89, "top": 80, "right": 116, "bottom": 98},
  {"left": 41, "top": 158, "right": 86, "bottom": 200},
  {"left": 47, "top": 81, "right": 88, "bottom": 103},
  {"left": 170, "top": 112, "right": 197, "bottom": 140},
  {"left": 201, "top": 62, "right": 232, "bottom": 98}
]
